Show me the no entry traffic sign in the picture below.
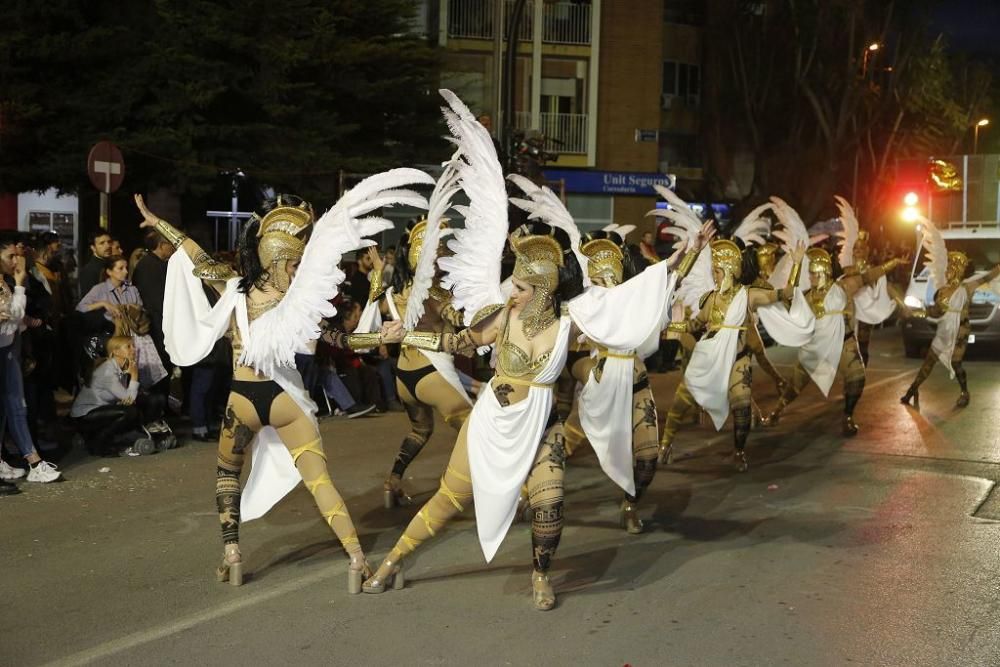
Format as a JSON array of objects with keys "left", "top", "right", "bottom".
[{"left": 87, "top": 141, "right": 125, "bottom": 194}]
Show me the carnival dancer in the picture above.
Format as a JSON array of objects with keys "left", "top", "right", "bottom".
[
  {"left": 134, "top": 168, "right": 433, "bottom": 592},
  {"left": 900, "top": 217, "right": 1000, "bottom": 409},
  {"left": 556, "top": 211, "right": 713, "bottom": 535},
  {"left": 657, "top": 192, "right": 814, "bottom": 471},
  {"left": 337, "top": 164, "right": 476, "bottom": 508},
  {"left": 765, "top": 198, "right": 907, "bottom": 435},
  {"left": 361, "top": 90, "right": 686, "bottom": 609},
  {"left": 749, "top": 239, "right": 789, "bottom": 394},
  {"left": 834, "top": 196, "right": 909, "bottom": 366}
]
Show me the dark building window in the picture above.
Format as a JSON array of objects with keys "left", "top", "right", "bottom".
[
  {"left": 662, "top": 61, "right": 701, "bottom": 108},
  {"left": 663, "top": 0, "right": 706, "bottom": 25}
]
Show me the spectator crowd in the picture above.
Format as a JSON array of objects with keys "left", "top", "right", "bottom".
[{"left": 0, "top": 227, "right": 409, "bottom": 497}]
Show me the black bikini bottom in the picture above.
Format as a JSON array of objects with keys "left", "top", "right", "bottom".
[
  {"left": 231, "top": 379, "right": 284, "bottom": 426},
  {"left": 396, "top": 364, "right": 436, "bottom": 398}
]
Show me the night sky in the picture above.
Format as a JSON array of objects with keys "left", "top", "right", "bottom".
[{"left": 930, "top": 0, "right": 1000, "bottom": 57}]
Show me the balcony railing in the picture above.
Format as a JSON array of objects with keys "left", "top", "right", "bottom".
[
  {"left": 447, "top": 0, "right": 591, "bottom": 45},
  {"left": 542, "top": 1, "right": 591, "bottom": 45},
  {"left": 514, "top": 111, "right": 589, "bottom": 154},
  {"left": 448, "top": 0, "right": 533, "bottom": 41}
]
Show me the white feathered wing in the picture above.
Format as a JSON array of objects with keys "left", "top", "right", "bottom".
[
  {"left": 241, "top": 168, "right": 434, "bottom": 377},
  {"left": 404, "top": 159, "right": 462, "bottom": 329},
  {"left": 436, "top": 89, "right": 509, "bottom": 325},
  {"left": 507, "top": 173, "right": 588, "bottom": 283},
  {"left": 769, "top": 196, "right": 813, "bottom": 290},
  {"left": 834, "top": 195, "right": 859, "bottom": 269},
  {"left": 918, "top": 215, "right": 948, "bottom": 290}
]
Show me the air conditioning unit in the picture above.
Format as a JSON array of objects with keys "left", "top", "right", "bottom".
[{"left": 661, "top": 94, "right": 674, "bottom": 110}]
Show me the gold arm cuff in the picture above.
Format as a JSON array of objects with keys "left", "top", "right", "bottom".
[
  {"left": 401, "top": 331, "right": 442, "bottom": 351},
  {"left": 787, "top": 260, "right": 802, "bottom": 291},
  {"left": 667, "top": 320, "right": 689, "bottom": 334},
  {"left": 470, "top": 303, "right": 506, "bottom": 327},
  {"left": 154, "top": 220, "right": 187, "bottom": 249},
  {"left": 429, "top": 286, "right": 451, "bottom": 303},
  {"left": 368, "top": 271, "right": 385, "bottom": 303},
  {"left": 346, "top": 332, "right": 382, "bottom": 349},
  {"left": 192, "top": 258, "right": 236, "bottom": 281},
  {"left": 676, "top": 250, "right": 698, "bottom": 278},
  {"left": 879, "top": 259, "right": 900, "bottom": 274}
]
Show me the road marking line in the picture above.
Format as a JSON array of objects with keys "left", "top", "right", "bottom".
[{"left": 42, "top": 564, "right": 338, "bottom": 667}]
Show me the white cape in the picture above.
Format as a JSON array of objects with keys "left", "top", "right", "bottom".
[
  {"left": 468, "top": 315, "right": 571, "bottom": 563},
  {"left": 685, "top": 288, "right": 814, "bottom": 429},
  {"left": 854, "top": 276, "right": 895, "bottom": 325},
  {"left": 568, "top": 261, "right": 676, "bottom": 495},
  {"left": 756, "top": 289, "right": 815, "bottom": 347},
  {"left": 798, "top": 285, "right": 848, "bottom": 396},
  {"left": 163, "top": 251, "right": 311, "bottom": 521},
  {"left": 684, "top": 288, "right": 748, "bottom": 430},
  {"left": 931, "top": 287, "right": 967, "bottom": 378}
]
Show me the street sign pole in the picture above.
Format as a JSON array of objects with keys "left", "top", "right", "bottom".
[
  {"left": 87, "top": 141, "right": 125, "bottom": 232},
  {"left": 99, "top": 191, "right": 109, "bottom": 230}
]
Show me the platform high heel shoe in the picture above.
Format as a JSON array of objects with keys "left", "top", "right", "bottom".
[
  {"left": 362, "top": 557, "right": 406, "bottom": 594},
  {"left": 383, "top": 475, "right": 414, "bottom": 509},
  {"left": 216, "top": 544, "right": 243, "bottom": 586},
  {"left": 347, "top": 554, "right": 374, "bottom": 595},
  {"left": 619, "top": 498, "right": 643, "bottom": 535},
  {"left": 900, "top": 386, "right": 920, "bottom": 410},
  {"left": 532, "top": 571, "right": 556, "bottom": 611}
]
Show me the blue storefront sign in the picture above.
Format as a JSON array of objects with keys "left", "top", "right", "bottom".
[{"left": 543, "top": 169, "right": 675, "bottom": 196}]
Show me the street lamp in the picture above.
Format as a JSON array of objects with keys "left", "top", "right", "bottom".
[
  {"left": 862, "top": 42, "right": 880, "bottom": 77},
  {"left": 973, "top": 118, "right": 990, "bottom": 154}
]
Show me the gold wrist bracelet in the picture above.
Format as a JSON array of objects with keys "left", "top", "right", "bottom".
[{"left": 401, "top": 331, "right": 442, "bottom": 351}]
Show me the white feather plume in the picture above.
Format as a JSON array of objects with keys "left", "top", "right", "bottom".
[
  {"left": 601, "top": 223, "right": 636, "bottom": 242},
  {"left": 673, "top": 245, "right": 714, "bottom": 311},
  {"left": 646, "top": 185, "right": 703, "bottom": 265},
  {"left": 507, "top": 173, "right": 589, "bottom": 284},
  {"left": 918, "top": 215, "right": 948, "bottom": 289},
  {"left": 834, "top": 195, "right": 859, "bottom": 269},
  {"left": 241, "top": 167, "right": 434, "bottom": 377},
  {"left": 732, "top": 202, "right": 773, "bottom": 247},
  {"left": 435, "top": 89, "right": 509, "bottom": 325},
  {"left": 404, "top": 159, "right": 462, "bottom": 329},
  {"left": 768, "top": 196, "right": 814, "bottom": 290}
]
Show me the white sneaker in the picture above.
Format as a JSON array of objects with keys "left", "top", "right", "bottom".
[
  {"left": 0, "top": 459, "right": 25, "bottom": 481},
  {"left": 26, "top": 460, "right": 62, "bottom": 483}
]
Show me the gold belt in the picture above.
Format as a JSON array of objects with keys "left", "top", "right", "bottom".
[
  {"left": 494, "top": 376, "right": 554, "bottom": 390},
  {"left": 709, "top": 325, "right": 747, "bottom": 331},
  {"left": 598, "top": 351, "right": 635, "bottom": 360}
]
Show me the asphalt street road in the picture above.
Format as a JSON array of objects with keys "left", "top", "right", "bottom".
[{"left": 3, "top": 328, "right": 999, "bottom": 666}]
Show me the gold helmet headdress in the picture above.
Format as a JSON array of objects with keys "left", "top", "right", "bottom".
[
  {"left": 711, "top": 238, "right": 742, "bottom": 285},
  {"left": 806, "top": 247, "right": 833, "bottom": 289},
  {"left": 253, "top": 195, "right": 313, "bottom": 292},
  {"left": 406, "top": 218, "right": 449, "bottom": 271},
  {"left": 511, "top": 230, "right": 563, "bottom": 338},
  {"left": 947, "top": 250, "right": 969, "bottom": 280},
  {"left": 581, "top": 236, "right": 624, "bottom": 285}
]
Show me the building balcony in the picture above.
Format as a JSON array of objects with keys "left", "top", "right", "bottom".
[
  {"left": 514, "top": 111, "right": 588, "bottom": 154},
  {"left": 446, "top": 0, "right": 592, "bottom": 46}
]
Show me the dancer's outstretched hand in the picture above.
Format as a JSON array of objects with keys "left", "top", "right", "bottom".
[
  {"left": 134, "top": 194, "right": 161, "bottom": 229},
  {"left": 381, "top": 320, "right": 405, "bottom": 344}
]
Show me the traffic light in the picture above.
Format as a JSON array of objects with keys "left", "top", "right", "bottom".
[{"left": 901, "top": 191, "right": 920, "bottom": 223}]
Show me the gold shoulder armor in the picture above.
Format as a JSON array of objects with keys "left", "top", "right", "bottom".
[
  {"left": 470, "top": 303, "right": 506, "bottom": 327},
  {"left": 429, "top": 285, "right": 451, "bottom": 303},
  {"left": 192, "top": 258, "right": 237, "bottom": 281}
]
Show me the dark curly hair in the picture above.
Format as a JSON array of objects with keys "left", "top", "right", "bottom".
[{"left": 733, "top": 237, "right": 760, "bottom": 286}]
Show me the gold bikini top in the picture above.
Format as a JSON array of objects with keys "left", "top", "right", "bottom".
[{"left": 496, "top": 314, "right": 552, "bottom": 380}]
